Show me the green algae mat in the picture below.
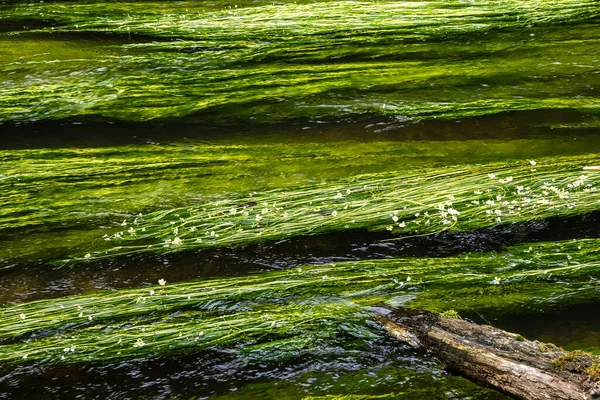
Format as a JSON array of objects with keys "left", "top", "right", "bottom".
[{"left": 1, "top": 1, "right": 600, "bottom": 399}]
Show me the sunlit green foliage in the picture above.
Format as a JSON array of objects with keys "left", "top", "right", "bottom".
[
  {"left": 1, "top": 238, "right": 598, "bottom": 365},
  {"left": 2, "top": 137, "right": 599, "bottom": 264},
  {"left": 82, "top": 155, "right": 600, "bottom": 262},
  {"left": 0, "top": 0, "right": 599, "bottom": 123}
]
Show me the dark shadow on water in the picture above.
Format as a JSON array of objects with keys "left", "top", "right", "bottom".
[
  {"left": 492, "top": 301, "right": 600, "bottom": 354},
  {"left": 0, "top": 333, "right": 508, "bottom": 400},
  {"left": 1, "top": 108, "right": 596, "bottom": 150},
  {"left": 1, "top": 211, "right": 598, "bottom": 304}
]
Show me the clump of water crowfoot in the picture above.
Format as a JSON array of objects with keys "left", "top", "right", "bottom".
[
  {"left": 1, "top": 1, "right": 599, "bottom": 123},
  {"left": 2, "top": 238, "right": 600, "bottom": 365},
  {"left": 79, "top": 156, "right": 600, "bottom": 262}
]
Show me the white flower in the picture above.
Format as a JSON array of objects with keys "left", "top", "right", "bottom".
[
  {"left": 173, "top": 227, "right": 178, "bottom": 235},
  {"left": 530, "top": 160, "right": 537, "bottom": 166},
  {"left": 173, "top": 237, "right": 183, "bottom": 246},
  {"left": 392, "top": 215, "right": 399, "bottom": 222},
  {"left": 19, "top": 313, "right": 26, "bottom": 320},
  {"left": 334, "top": 193, "right": 343, "bottom": 200},
  {"left": 346, "top": 189, "right": 351, "bottom": 195},
  {"left": 230, "top": 208, "right": 237, "bottom": 215},
  {"left": 84, "top": 253, "right": 91, "bottom": 259},
  {"left": 406, "top": 276, "right": 411, "bottom": 282},
  {"left": 158, "top": 279, "right": 166, "bottom": 286},
  {"left": 447, "top": 208, "right": 460, "bottom": 216},
  {"left": 255, "top": 215, "right": 262, "bottom": 222},
  {"left": 129, "top": 227, "right": 136, "bottom": 234},
  {"left": 121, "top": 220, "right": 127, "bottom": 226},
  {"left": 491, "top": 277, "right": 501, "bottom": 285},
  {"left": 331, "top": 210, "right": 338, "bottom": 217},
  {"left": 133, "top": 338, "right": 145, "bottom": 348},
  {"left": 386, "top": 226, "right": 393, "bottom": 231},
  {"left": 487, "top": 173, "right": 496, "bottom": 179},
  {"left": 398, "top": 221, "right": 406, "bottom": 228},
  {"left": 149, "top": 290, "right": 155, "bottom": 296}
]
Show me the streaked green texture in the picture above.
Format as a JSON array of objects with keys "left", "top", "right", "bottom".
[
  {"left": 0, "top": 0, "right": 599, "bottom": 123},
  {"left": 1, "top": 238, "right": 599, "bottom": 365},
  {"left": 81, "top": 154, "right": 600, "bottom": 262}
]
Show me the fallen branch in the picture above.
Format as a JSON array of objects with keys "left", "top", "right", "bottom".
[{"left": 374, "top": 306, "right": 600, "bottom": 400}]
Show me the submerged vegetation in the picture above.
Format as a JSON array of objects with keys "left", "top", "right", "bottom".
[
  {"left": 82, "top": 155, "right": 599, "bottom": 262},
  {"left": 1, "top": 0, "right": 600, "bottom": 124},
  {"left": 2, "top": 137, "right": 599, "bottom": 265},
  {"left": 1, "top": 0, "right": 600, "bottom": 398},
  {"left": 2, "top": 238, "right": 599, "bottom": 365}
]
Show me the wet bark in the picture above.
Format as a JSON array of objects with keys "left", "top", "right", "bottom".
[{"left": 374, "top": 306, "right": 600, "bottom": 400}]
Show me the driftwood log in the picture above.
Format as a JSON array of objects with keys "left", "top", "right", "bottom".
[{"left": 373, "top": 306, "right": 600, "bottom": 400}]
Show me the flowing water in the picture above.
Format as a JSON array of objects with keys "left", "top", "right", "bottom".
[{"left": 1, "top": 1, "right": 600, "bottom": 399}]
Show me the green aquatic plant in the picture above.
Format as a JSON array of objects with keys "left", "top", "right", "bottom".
[
  {"left": 1, "top": 238, "right": 599, "bottom": 365},
  {"left": 79, "top": 155, "right": 600, "bottom": 262},
  {"left": 0, "top": 0, "right": 599, "bottom": 123},
  {"left": 2, "top": 137, "right": 599, "bottom": 264}
]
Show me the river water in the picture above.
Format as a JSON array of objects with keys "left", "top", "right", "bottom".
[{"left": 1, "top": 1, "right": 600, "bottom": 399}]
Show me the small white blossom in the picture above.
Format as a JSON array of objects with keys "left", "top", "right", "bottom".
[{"left": 158, "top": 279, "right": 166, "bottom": 286}]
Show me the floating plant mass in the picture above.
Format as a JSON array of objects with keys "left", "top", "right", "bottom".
[{"left": 79, "top": 156, "right": 600, "bottom": 262}]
